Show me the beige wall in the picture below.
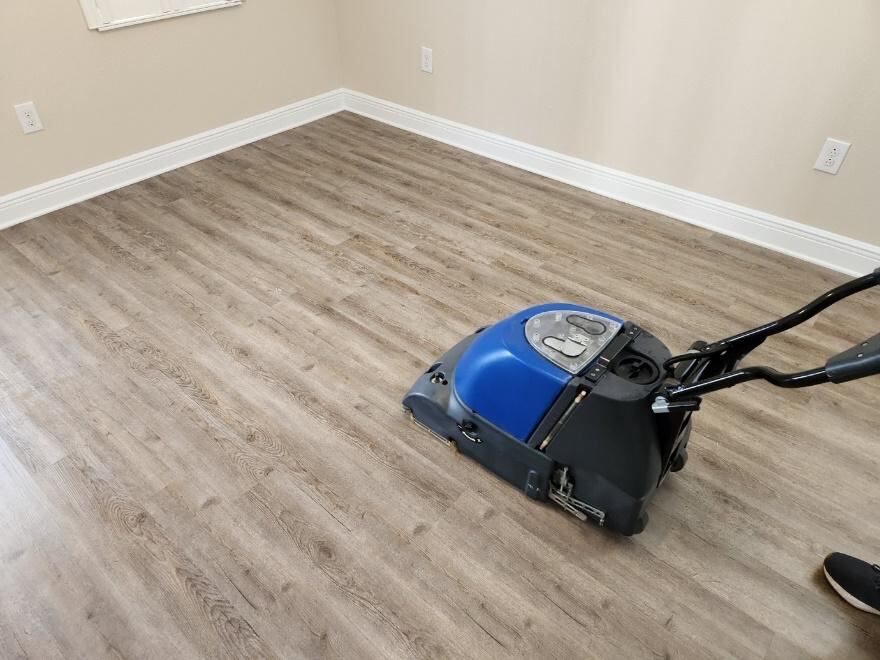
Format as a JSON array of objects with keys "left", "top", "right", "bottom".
[
  {"left": 0, "top": 0, "right": 340, "bottom": 195},
  {"left": 338, "top": 0, "right": 880, "bottom": 245},
  {"left": 3, "top": 2, "right": 877, "bottom": 247}
]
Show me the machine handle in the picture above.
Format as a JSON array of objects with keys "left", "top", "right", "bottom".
[
  {"left": 664, "top": 268, "right": 880, "bottom": 373},
  {"left": 826, "top": 333, "right": 880, "bottom": 384},
  {"left": 667, "top": 333, "right": 880, "bottom": 401}
]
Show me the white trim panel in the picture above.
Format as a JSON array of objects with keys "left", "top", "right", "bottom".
[
  {"left": 342, "top": 89, "right": 879, "bottom": 277},
  {"left": 0, "top": 89, "right": 345, "bottom": 232},
  {"left": 95, "top": 3, "right": 242, "bottom": 33},
  {"left": 79, "top": 0, "right": 242, "bottom": 32}
]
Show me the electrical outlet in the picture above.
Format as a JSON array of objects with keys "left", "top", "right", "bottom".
[
  {"left": 814, "top": 138, "right": 850, "bottom": 175},
  {"left": 421, "top": 46, "right": 433, "bottom": 74},
  {"left": 14, "top": 102, "right": 44, "bottom": 134}
]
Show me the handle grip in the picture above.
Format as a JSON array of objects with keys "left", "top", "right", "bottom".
[{"left": 826, "top": 333, "right": 880, "bottom": 384}]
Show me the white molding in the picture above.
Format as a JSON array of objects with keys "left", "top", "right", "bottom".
[
  {"left": 342, "top": 89, "right": 878, "bottom": 277},
  {"left": 0, "top": 89, "right": 345, "bottom": 232},
  {"left": 80, "top": 0, "right": 241, "bottom": 32},
  {"left": 2, "top": 85, "right": 876, "bottom": 277}
]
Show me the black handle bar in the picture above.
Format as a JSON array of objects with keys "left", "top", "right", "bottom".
[
  {"left": 665, "top": 269, "right": 879, "bottom": 402},
  {"left": 665, "top": 268, "right": 880, "bottom": 372}
]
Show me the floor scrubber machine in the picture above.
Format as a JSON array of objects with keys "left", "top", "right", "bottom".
[{"left": 403, "top": 269, "right": 880, "bottom": 535}]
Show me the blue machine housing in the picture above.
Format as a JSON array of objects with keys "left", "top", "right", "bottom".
[
  {"left": 403, "top": 301, "right": 685, "bottom": 536},
  {"left": 453, "top": 304, "right": 623, "bottom": 442}
]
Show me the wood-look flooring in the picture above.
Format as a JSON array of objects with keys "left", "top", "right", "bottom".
[{"left": 0, "top": 112, "right": 878, "bottom": 659}]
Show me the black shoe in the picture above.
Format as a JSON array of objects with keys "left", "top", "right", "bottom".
[{"left": 823, "top": 553, "right": 880, "bottom": 615}]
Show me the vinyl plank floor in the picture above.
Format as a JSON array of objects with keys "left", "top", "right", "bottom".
[{"left": 1, "top": 112, "right": 878, "bottom": 659}]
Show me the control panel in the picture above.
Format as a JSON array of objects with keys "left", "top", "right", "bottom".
[{"left": 525, "top": 310, "right": 622, "bottom": 375}]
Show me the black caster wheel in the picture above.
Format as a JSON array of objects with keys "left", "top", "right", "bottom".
[{"left": 670, "top": 448, "right": 688, "bottom": 473}]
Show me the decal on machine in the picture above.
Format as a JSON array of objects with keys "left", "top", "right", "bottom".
[{"left": 525, "top": 310, "right": 622, "bottom": 374}]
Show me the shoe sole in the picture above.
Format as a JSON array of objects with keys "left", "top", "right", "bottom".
[{"left": 824, "top": 566, "right": 880, "bottom": 616}]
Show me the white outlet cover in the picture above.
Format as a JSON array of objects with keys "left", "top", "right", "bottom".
[
  {"left": 14, "top": 101, "right": 44, "bottom": 134},
  {"left": 814, "top": 138, "right": 850, "bottom": 175},
  {"left": 421, "top": 46, "right": 433, "bottom": 73}
]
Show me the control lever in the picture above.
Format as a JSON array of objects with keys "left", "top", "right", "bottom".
[{"left": 652, "top": 396, "right": 702, "bottom": 414}]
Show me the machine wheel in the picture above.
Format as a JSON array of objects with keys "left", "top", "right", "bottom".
[{"left": 670, "top": 448, "right": 688, "bottom": 473}]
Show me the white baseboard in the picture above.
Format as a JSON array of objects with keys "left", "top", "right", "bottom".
[
  {"left": 0, "top": 89, "right": 345, "bottom": 232},
  {"left": 342, "top": 89, "right": 879, "bottom": 277},
  {"left": 2, "top": 85, "right": 877, "bottom": 277}
]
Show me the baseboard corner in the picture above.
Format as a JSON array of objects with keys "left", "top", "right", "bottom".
[
  {"left": 341, "top": 89, "right": 878, "bottom": 277},
  {"left": 0, "top": 88, "right": 346, "bottom": 233}
]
